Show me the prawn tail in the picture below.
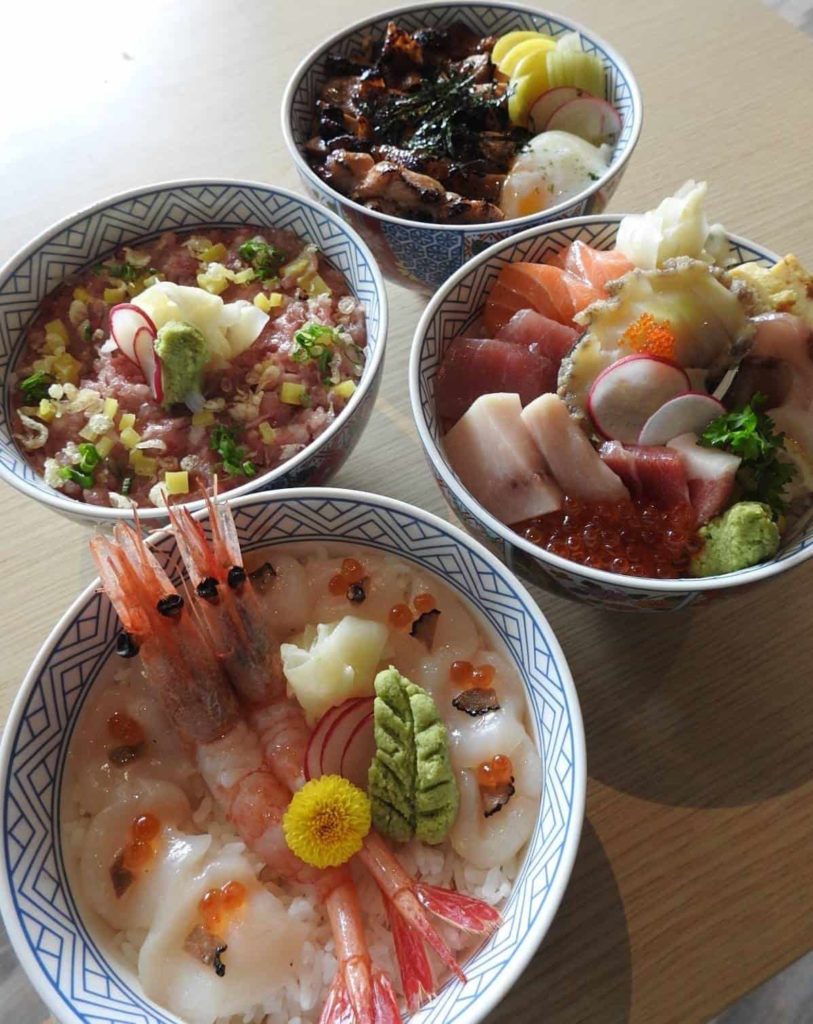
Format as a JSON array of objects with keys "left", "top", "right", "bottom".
[
  {"left": 386, "top": 897, "right": 435, "bottom": 1013},
  {"left": 372, "top": 967, "right": 403, "bottom": 1024},
  {"left": 318, "top": 974, "right": 355, "bottom": 1024},
  {"left": 415, "top": 882, "right": 502, "bottom": 935}
]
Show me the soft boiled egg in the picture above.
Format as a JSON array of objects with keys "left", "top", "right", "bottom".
[{"left": 500, "top": 131, "right": 611, "bottom": 219}]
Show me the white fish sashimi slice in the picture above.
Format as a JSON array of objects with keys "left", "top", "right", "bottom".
[
  {"left": 521, "top": 393, "right": 629, "bottom": 501},
  {"left": 587, "top": 355, "right": 690, "bottom": 442},
  {"left": 443, "top": 393, "right": 563, "bottom": 525},
  {"left": 638, "top": 392, "right": 725, "bottom": 446},
  {"left": 667, "top": 432, "right": 740, "bottom": 524},
  {"left": 139, "top": 843, "right": 307, "bottom": 1024}
]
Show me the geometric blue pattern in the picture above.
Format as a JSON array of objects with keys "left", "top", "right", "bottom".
[
  {"left": 0, "top": 488, "right": 585, "bottom": 1024},
  {"left": 0, "top": 181, "right": 388, "bottom": 526},
  {"left": 409, "top": 215, "right": 813, "bottom": 610},
  {"left": 282, "top": 3, "right": 642, "bottom": 290}
]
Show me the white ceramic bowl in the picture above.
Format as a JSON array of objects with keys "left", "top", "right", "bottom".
[
  {"left": 0, "top": 180, "right": 388, "bottom": 527},
  {"left": 410, "top": 214, "right": 813, "bottom": 611},
  {"left": 0, "top": 487, "right": 585, "bottom": 1024},
  {"left": 282, "top": 2, "right": 642, "bottom": 291}
]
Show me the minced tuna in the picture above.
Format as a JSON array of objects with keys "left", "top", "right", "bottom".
[{"left": 12, "top": 227, "right": 367, "bottom": 508}]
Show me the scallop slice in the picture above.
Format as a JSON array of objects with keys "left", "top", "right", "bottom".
[
  {"left": 252, "top": 552, "right": 312, "bottom": 637},
  {"left": 78, "top": 778, "right": 202, "bottom": 931},
  {"left": 138, "top": 843, "right": 307, "bottom": 1024},
  {"left": 447, "top": 701, "right": 527, "bottom": 774},
  {"left": 416, "top": 592, "right": 481, "bottom": 702},
  {"left": 450, "top": 734, "right": 541, "bottom": 870},
  {"left": 309, "top": 550, "right": 411, "bottom": 625}
]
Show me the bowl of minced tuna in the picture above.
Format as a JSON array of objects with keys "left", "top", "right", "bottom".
[{"left": 0, "top": 180, "right": 387, "bottom": 523}]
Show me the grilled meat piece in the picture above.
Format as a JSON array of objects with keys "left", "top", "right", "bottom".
[
  {"left": 353, "top": 161, "right": 447, "bottom": 210},
  {"left": 323, "top": 150, "right": 376, "bottom": 193}
]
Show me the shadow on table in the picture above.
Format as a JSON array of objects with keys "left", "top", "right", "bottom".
[
  {"left": 487, "top": 820, "right": 631, "bottom": 1024},
  {"left": 539, "top": 567, "right": 813, "bottom": 809}
]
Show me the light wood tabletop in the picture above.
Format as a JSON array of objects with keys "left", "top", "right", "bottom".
[{"left": 2, "top": 2, "right": 813, "bottom": 1022}]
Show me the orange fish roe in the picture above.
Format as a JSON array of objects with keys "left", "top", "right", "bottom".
[
  {"left": 119, "top": 811, "right": 162, "bottom": 874},
  {"left": 341, "top": 558, "right": 365, "bottom": 584},
  {"left": 622, "top": 312, "right": 677, "bottom": 360},
  {"left": 328, "top": 573, "right": 348, "bottom": 596},
  {"left": 519, "top": 497, "right": 703, "bottom": 578},
  {"left": 471, "top": 664, "right": 496, "bottom": 688},
  {"left": 200, "top": 881, "right": 247, "bottom": 932},
  {"left": 449, "top": 660, "right": 474, "bottom": 686},
  {"left": 122, "top": 840, "right": 154, "bottom": 871},
  {"left": 413, "top": 592, "right": 437, "bottom": 614},
  {"left": 107, "top": 711, "right": 145, "bottom": 747},
  {"left": 476, "top": 754, "right": 514, "bottom": 788},
  {"left": 388, "top": 603, "right": 413, "bottom": 630},
  {"left": 132, "top": 813, "right": 161, "bottom": 842}
]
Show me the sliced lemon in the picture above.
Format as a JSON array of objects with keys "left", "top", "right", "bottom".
[
  {"left": 492, "top": 30, "right": 549, "bottom": 66},
  {"left": 498, "top": 36, "right": 556, "bottom": 77}
]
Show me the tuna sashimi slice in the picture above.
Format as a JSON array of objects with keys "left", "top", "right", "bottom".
[
  {"left": 496, "top": 309, "right": 579, "bottom": 365},
  {"left": 522, "top": 394, "right": 629, "bottom": 502},
  {"left": 556, "top": 241, "right": 634, "bottom": 291},
  {"left": 599, "top": 442, "right": 691, "bottom": 509},
  {"left": 444, "top": 393, "right": 563, "bottom": 524},
  {"left": 667, "top": 432, "right": 740, "bottom": 524},
  {"left": 435, "top": 337, "right": 557, "bottom": 422}
]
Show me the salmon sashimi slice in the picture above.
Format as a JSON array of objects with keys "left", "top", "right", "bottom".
[
  {"left": 559, "top": 241, "right": 634, "bottom": 291},
  {"left": 436, "top": 337, "right": 557, "bottom": 421},
  {"left": 484, "top": 263, "right": 603, "bottom": 334},
  {"left": 496, "top": 309, "right": 579, "bottom": 365}
]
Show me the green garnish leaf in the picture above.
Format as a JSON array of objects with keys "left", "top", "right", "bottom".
[
  {"left": 59, "top": 466, "right": 94, "bottom": 489},
  {"left": 20, "top": 370, "right": 55, "bottom": 403},
  {"left": 292, "top": 323, "right": 341, "bottom": 383},
  {"left": 237, "top": 239, "right": 288, "bottom": 280},
  {"left": 210, "top": 424, "right": 255, "bottom": 477},
  {"left": 700, "top": 394, "right": 797, "bottom": 514},
  {"left": 77, "top": 442, "right": 101, "bottom": 474}
]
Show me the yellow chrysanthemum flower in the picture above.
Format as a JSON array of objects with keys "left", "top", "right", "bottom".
[{"left": 283, "top": 775, "right": 372, "bottom": 869}]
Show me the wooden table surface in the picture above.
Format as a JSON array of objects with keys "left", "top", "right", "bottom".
[{"left": 2, "top": 2, "right": 813, "bottom": 1022}]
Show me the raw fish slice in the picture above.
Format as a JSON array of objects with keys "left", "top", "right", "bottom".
[
  {"left": 599, "top": 442, "right": 691, "bottom": 509},
  {"left": 435, "top": 337, "right": 557, "bottom": 421},
  {"left": 496, "top": 308, "right": 579, "bottom": 364},
  {"left": 443, "top": 393, "right": 563, "bottom": 524},
  {"left": 521, "top": 394, "right": 629, "bottom": 501},
  {"left": 667, "top": 432, "right": 740, "bottom": 524},
  {"left": 559, "top": 242, "right": 634, "bottom": 291},
  {"left": 484, "top": 264, "right": 595, "bottom": 333}
]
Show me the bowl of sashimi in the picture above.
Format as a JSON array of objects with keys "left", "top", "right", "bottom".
[
  {"left": 410, "top": 181, "right": 813, "bottom": 611},
  {"left": 0, "top": 179, "right": 387, "bottom": 526},
  {"left": 0, "top": 487, "right": 585, "bottom": 1024},
  {"left": 282, "top": 2, "right": 642, "bottom": 290}
]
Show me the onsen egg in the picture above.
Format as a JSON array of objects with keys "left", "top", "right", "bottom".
[{"left": 501, "top": 131, "right": 611, "bottom": 219}]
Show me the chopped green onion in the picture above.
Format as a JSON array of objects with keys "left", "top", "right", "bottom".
[
  {"left": 237, "top": 239, "right": 288, "bottom": 280},
  {"left": 59, "top": 466, "right": 94, "bottom": 489},
  {"left": 20, "top": 370, "right": 55, "bottom": 403},
  {"left": 83, "top": 324, "right": 93, "bottom": 341},
  {"left": 102, "top": 262, "right": 139, "bottom": 282},
  {"left": 292, "top": 323, "right": 341, "bottom": 382},
  {"left": 121, "top": 476, "right": 133, "bottom": 496},
  {"left": 210, "top": 424, "right": 256, "bottom": 477},
  {"left": 77, "top": 442, "right": 101, "bottom": 473}
]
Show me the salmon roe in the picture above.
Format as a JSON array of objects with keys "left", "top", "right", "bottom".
[
  {"left": 450, "top": 660, "right": 474, "bottom": 686},
  {"left": 389, "top": 603, "right": 413, "bottom": 630},
  {"left": 519, "top": 497, "right": 703, "bottom": 578},
  {"left": 200, "top": 881, "right": 247, "bottom": 932},
  {"left": 132, "top": 813, "right": 161, "bottom": 842},
  {"left": 471, "top": 664, "right": 496, "bottom": 687},
  {"left": 476, "top": 755, "right": 513, "bottom": 789},
  {"left": 122, "top": 840, "right": 153, "bottom": 871},
  {"left": 328, "top": 573, "right": 347, "bottom": 596},
  {"left": 119, "top": 811, "right": 162, "bottom": 874},
  {"left": 449, "top": 660, "right": 496, "bottom": 689},
  {"left": 413, "top": 592, "right": 437, "bottom": 614},
  {"left": 107, "top": 711, "right": 145, "bottom": 746}
]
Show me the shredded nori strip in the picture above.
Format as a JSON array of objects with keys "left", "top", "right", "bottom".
[
  {"left": 109, "top": 850, "right": 134, "bottom": 898},
  {"left": 482, "top": 779, "right": 515, "bottom": 818},
  {"left": 410, "top": 609, "right": 440, "bottom": 648},
  {"left": 451, "top": 687, "right": 500, "bottom": 716}
]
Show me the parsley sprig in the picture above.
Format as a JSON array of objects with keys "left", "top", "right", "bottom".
[
  {"left": 700, "top": 394, "right": 796, "bottom": 515},
  {"left": 209, "top": 424, "right": 256, "bottom": 477}
]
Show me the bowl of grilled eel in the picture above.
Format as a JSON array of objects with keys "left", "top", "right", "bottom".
[{"left": 282, "top": 2, "right": 642, "bottom": 291}]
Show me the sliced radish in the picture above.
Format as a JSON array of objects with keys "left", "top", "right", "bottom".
[
  {"left": 109, "top": 303, "right": 157, "bottom": 366},
  {"left": 588, "top": 355, "right": 690, "bottom": 443},
  {"left": 527, "top": 87, "right": 582, "bottom": 133},
  {"left": 338, "top": 709, "right": 375, "bottom": 790},
  {"left": 546, "top": 96, "right": 622, "bottom": 146},
  {"left": 304, "top": 697, "right": 375, "bottom": 787},
  {"left": 133, "top": 327, "right": 163, "bottom": 403},
  {"left": 638, "top": 392, "right": 725, "bottom": 446}
]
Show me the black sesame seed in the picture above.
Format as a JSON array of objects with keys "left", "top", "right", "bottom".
[
  {"left": 115, "top": 630, "right": 139, "bottom": 658},
  {"left": 157, "top": 594, "right": 184, "bottom": 617},
  {"left": 196, "top": 576, "right": 220, "bottom": 601},
  {"left": 227, "top": 565, "right": 246, "bottom": 589},
  {"left": 346, "top": 582, "right": 366, "bottom": 603}
]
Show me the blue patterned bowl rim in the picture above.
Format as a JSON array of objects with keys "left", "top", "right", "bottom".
[
  {"left": 0, "top": 486, "right": 586, "bottom": 1024},
  {"left": 281, "top": 1, "right": 643, "bottom": 232},
  {"left": 409, "top": 212, "right": 813, "bottom": 592},
  {"left": 0, "top": 179, "right": 388, "bottom": 522}
]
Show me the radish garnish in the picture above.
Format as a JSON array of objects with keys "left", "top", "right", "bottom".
[
  {"left": 133, "top": 326, "right": 163, "bottom": 403},
  {"left": 546, "top": 95, "right": 622, "bottom": 146},
  {"left": 527, "top": 86, "right": 582, "bottom": 133},
  {"left": 587, "top": 354, "right": 690, "bottom": 443},
  {"left": 109, "top": 303, "right": 157, "bottom": 366},
  {"left": 304, "top": 697, "right": 375, "bottom": 790},
  {"left": 638, "top": 392, "right": 725, "bottom": 446}
]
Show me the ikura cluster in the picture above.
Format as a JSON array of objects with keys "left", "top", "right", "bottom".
[
  {"left": 521, "top": 497, "right": 703, "bottom": 578},
  {"left": 110, "top": 811, "right": 162, "bottom": 897},
  {"left": 106, "top": 710, "right": 147, "bottom": 766},
  {"left": 388, "top": 591, "right": 437, "bottom": 631},
  {"left": 449, "top": 660, "right": 496, "bottom": 689},
  {"left": 329, "top": 557, "right": 368, "bottom": 603},
  {"left": 199, "top": 880, "right": 248, "bottom": 934}
]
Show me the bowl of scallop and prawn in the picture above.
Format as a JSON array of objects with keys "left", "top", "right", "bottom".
[
  {"left": 0, "top": 487, "right": 585, "bottom": 1024},
  {"left": 410, "top": 181, "right": 813, "bottom": 611},
  {"left": 0, "top": 179, "right": 386, "bottom": 526},
  {"left": 282, "top": 3, "right": 642, "bottom": 290}
]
